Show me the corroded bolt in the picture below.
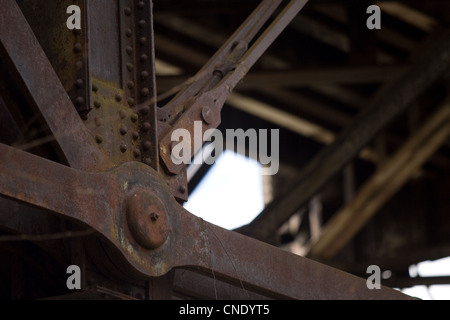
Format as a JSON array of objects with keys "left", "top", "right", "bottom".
[
  {"left": 150, "top": 212, "right": 159, "bottom": 222},
  {"left": 201, "top": 106, "right": 214, "bottom": 124},
  {"left": 127, "top": 190, "right": 170, "bottom": 249}
]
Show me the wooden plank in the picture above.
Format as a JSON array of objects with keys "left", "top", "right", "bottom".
[
  {"left": 237, "top": 29, "right": 450, "bottom": 242},
  {"left": 376, "top": 1, "right": 439, "bottom": 32},
  {"left": 156, "top": 65, "right": 408, "bottom": 92},
  {"left": 307, "top": 101, "right": 450, "bottom": 260}
]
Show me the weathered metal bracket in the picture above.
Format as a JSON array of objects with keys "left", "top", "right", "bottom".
[{"left": 0, "top": 143, "right": 412, "bottom": 299}]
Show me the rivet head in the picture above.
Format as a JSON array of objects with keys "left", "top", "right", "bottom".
[
  {"left": 132, "top": 131, "right": 139, "bottom": 140},
  {"left": 138, "top": 20, "right": 146, "bottom": 28},
  {"left": 75, "top": 61, "right": 84, "bottom": 69},
  {"left": 127, "top": 98, "right": 135, "bottom": 107},
  {"left": 75, "top": 97, "right": 85, "bottom": 106},
  {"left": 141, "top": 105, "right": 150, "bottom": 115},
  {"left": 120, "top": 143, "right": 128, "bottom": 153},
  {"left": 125, "top": 28, "right": 132, "bottom": 37},
  {"left": 139, "top": 37, "right": 147, "bottom": 45},
  {"left": 131, "top": 113, "right": 139, "bottom": 123},
  {"left": 127, "top": 81, "right": 135, "bottom": 89},
  {"left": 143, "top": 158, "right": 152, "bottom": 166},
  {"left": 126, "top": 63, "right": 134, "bottom": 72},
  {"left": 137, "top": 1, "right": 145, "bottom": 9},
  {"left": 119, "top": 110, "right": 127, "bottom": 119},
  {"left": 143, "top": 140, "right": 152, "bottom": 151},
  {"left": 140, "top": 54, "right": 148, "bottom": 62},
  {"left": 141, "top": 88, "right": 150, "bottom": 97},
  {"left": 92, "top": 84, "right": 99, "bottom": 93},
  {"left": 142, "top": 122, "right": 151, "bottom": 132},
  {"left": 179, "top": 185, "right": 187, "bottom": 194},
  {"left": 94, "top": 101, "right": 101, "bottom": 108},
  {"left": 126, "top": 46, "right": 133, "bottom": 55},
  {"left": 120, "top": 126, "right": 128, "bottom": 136},
  {"left": 141, "top": 71, "right": 149, "bottom": 80},
  {"left": 201, "top": 106, "right": 214, "bottom": 124},
  {"left": 75, "top": 78, "right": 84, "bottom": 88},
  {"left": 127, "top": 190, "right": 170, "bottom": 249},
  {"left": 94, "top": 117, "right": 102, "bottom": 127},
  {"left": 124, "top": 7, "right": 132, "bottom": 16},
  {"left": 115, "top": 93, "right": 123, "bottom": 102},
  {"left": 74, "top": 42, "right": 83, "bottom": 53}
]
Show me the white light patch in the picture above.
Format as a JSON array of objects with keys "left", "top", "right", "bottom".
[{"left": 184, "top": 151, "right": 264, "bottom": 230}]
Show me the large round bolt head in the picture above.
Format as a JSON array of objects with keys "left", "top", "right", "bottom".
[{"left": 127, "top": 190, "right": 169, "bottom": 249}]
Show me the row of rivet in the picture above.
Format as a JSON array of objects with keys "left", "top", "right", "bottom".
[
  {"left": 72, "top": 12, "right": 90, "bottom": 116},
  {"left": 134, "top": 1, "right": 156, "bottom": 168},
  {"left": 120, "top": 0, "right": 155, "bottom": 166}
]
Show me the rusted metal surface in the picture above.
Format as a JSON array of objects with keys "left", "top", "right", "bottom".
[
  {"left": 0, "top": 143, "right": 410, "bottom": 299},
  {"left": 157, "top": 0, "right": 309, "bottom": 176},
  {"left": 0, "top": 0, "right": 416, "bottom": 300},
  {"left": 0, "top": 0, "right": 108, "bottom": 171}
]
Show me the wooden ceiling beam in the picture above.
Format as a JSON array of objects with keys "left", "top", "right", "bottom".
[
  {"left": 236, "top": 29, "right": 450, "bottom": 243},
  {"left": 156, "top": 65, "right": 408, "bottom": 92},
  {"left": 307, "top": 100, "right": 450, "bottom": 260}
]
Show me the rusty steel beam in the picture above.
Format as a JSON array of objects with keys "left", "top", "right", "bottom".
[
  {"left": 0, "top": 1, "right": 110, "bottom": 171},
  {"left": 0, "top": 143, "right": 412, "bottom": 299},
  {"left": 238, "top": 28, "right": 450, "bottom": 243},
  {"left": 157, "top": 0, "right": 309, "bottom": 176}
]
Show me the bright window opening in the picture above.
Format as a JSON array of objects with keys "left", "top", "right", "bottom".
[
  {"left": 401, "top": 256, "right": 450, "bottom": 300},
  {"left": 184, "top": 150, "right": 264, "bottom": 230}
]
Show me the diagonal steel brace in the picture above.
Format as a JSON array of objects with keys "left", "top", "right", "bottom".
[{"left": 0, "top": 143, "right": 412, "bottom": 299}]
